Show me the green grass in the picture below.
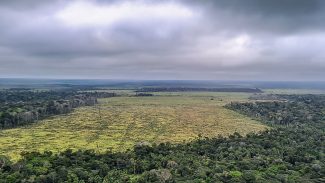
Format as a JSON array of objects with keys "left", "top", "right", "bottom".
[{"left": 0, "top": 92, "right": 267, "bottom": 160}]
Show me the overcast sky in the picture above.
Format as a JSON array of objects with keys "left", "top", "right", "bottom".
[{"left": 0, "top": 0, "right": 325, "bottom": 80}]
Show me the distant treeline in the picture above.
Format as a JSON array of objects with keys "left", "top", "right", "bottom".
[
  {"left": 226, "top": 94, "right": 325, "bottom": 126},
  {"left": 136, "top": 87, "right": 263, "bottom": 93},
  {"left": 248, "top": 94, "right": 283, "bottom": 100},
  {"left": 135, "top": 93, "right": 154, "bottom": 97},
  {"left": 0, "top": 94, "right": 324, "bottom": 182},
  {"left": 0, "top": 90, "right": 116, "bottom": 129}
]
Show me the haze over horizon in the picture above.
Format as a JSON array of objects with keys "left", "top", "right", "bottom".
[{"left": 1, "top": 0, "right": 325, "bottom": 81}]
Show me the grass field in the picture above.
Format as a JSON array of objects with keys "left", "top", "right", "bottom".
[
  {"left": 0, "top": 92, "right": 267, "bottom": 160},
  {"left": 264, "top": 89, "right": 325, "bottom": 94}
]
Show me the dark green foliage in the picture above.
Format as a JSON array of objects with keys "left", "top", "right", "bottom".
[
  {"left": 226, "top": 94, "right": 325, "bottom": 126},
  {"left": 135, "top": 93, "right": 154, "bottom": 97},
  {"left": 0, "top": 94, "right": 324, "bottom": 182},
  {"left": 136, "top": 87, "right": 262, "bottom": 93},
  {"left": 0, "top": 90, "right": 116, "bottom": 129}
]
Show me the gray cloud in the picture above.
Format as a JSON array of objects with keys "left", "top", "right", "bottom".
[{"left": 0, "top": 0, "right": 324, "bottom": 80}]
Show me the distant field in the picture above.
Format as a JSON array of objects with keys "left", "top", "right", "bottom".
[
  {"left": 264, "top": 89, "right": 325, "bottom": 94},
  {"left": 0, "top": 92, "right": 267, "bottom": 160}
]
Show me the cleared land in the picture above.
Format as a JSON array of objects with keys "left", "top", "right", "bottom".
[{"left": 0, "top": 92, "right": 267, "bottom": 160}]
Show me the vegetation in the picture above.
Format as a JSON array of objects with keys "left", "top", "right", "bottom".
[
  {"left": 227, "top": 94, "right": 325, "bottom": 126},
  {"left": 0, "top": 90, "right": 115, "bottom": 129},
  {"left": 0, "top": 91, "right": 324, "bottom": 182},
  {"left": 0, "top": 93, "right": 266, "bottom": 160},
  {"left": 136, "top": 87, "right": 262, "bottom": 93},
  {"left": 0, "top": 94, "right": 324, "bottom": 182},
  {"left": 135, "top": 93, "right": 154, "bottom": 97}
]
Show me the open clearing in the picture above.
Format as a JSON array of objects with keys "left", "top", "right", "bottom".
[{"left": 0, "top": 92, "right": 267, "bottom": 160}]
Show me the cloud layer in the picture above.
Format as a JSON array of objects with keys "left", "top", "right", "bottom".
[{"left": 0, "top": 0, "right": 325, "bottom": 80}]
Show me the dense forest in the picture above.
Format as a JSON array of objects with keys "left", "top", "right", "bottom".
[
  {"left": 0, "top": 94, "right": 324, "bottom": 182},
  {"left": 226, "top": 94, "right": 325, "bottom": 126},
  {"left": 0, "top": 90, "right": 116, "bottom": 129},
  {"left": 136, "top": 88, "right": 262, "bottom": 93}
]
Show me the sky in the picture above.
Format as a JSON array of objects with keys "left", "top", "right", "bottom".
[{"left": 0, "top": 0, "right": 325, "bottom": 81}]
